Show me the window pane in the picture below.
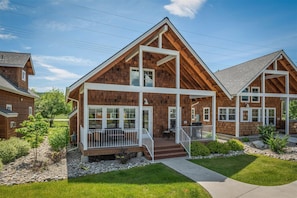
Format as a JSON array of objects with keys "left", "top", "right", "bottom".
[
  {"left": 242, "top": 110, "right": 249, "bottom": 121},
  {"left": 124, "top": 120, "right": 135, "bottom": 129},
  {"left": 107, "top": 108, "right": 119, "bottom": 119},
  {"left": 89, "top": 109, "right": 95, "bottom": 118},
  {"left": 107, "top": 120, "right": 119, "bottom": 128},
  {"left": 131, "top": 69, "right": 139, "bottom": 86},
  {"left": 144, "top": 71, "right": 153, "bottom": 87}
]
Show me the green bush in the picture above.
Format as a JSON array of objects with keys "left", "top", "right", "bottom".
[
  {"left": 0, "top": 141, "right": 17, "bottom": 164},
  {"left": 241, "top": 137, "right": 250, "bottom": 142},
  {"left": 258, "top": 125, "right": 276, "bottom": 144},
  {"left": 0, "top": 158, "right": 3, "bottom": 172},
  {"left": 191, "top": 142, "right": 210, "bottom": 156},
  {"left": 8, "top": 137, "right": 30, "bottom": 158},
  {"left": 49, "top": 127, "right": 69, "bottom": 152},
  {"left": 267, "top": 134, "right": 288, "bottom": 154},
  {"left": 206, "top": 141, "right": 231, "bottom": 154},
  {"left": 227, "top": 139, "right": 244, "bottom": 151}
]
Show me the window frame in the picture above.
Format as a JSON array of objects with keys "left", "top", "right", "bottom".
[
  {"left": 6, "top": 104, "right": 12, "bottom": 111},
  {"left": 191, "top": 108, "right": 195, "bottom": 121},
  {"left": 241, "top": 108, "right": 250, "bottom": 122},
  {"left": 123, "top": 108, "right": 136, "bottom": 129},
  {"left": 88, "top": 107, "right": 103, "bottom": 130},
  {"left": 251, "top": 87, "right": 260, "bottom": 103},
  {"left": 203, "top": 107, "right": 210, "bottom": 122},
  {"left": 22, "top": 70, "right": 26, "bottom": 81},
  {"left": 218, "top": 107, "right": 236, "bottom": 122},
  {"left": 130, "top": 67, "right": 155, "bottom": 87},
  {"left": 241, "top": 87, "right": 250, "bottom": 103},
  {"left": 29, "top": 106, "right": 32, "bottom": 115}
]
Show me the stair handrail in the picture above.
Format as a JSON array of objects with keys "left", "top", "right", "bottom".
[
  {"left": 142, "top": 128, "right": 154, "bottom": 162},
  {"left": 180, "top": 127, "right": 191, "bottom": 158}
]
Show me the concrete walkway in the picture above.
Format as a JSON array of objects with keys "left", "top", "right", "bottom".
[{"left": 158, "top": 157, "right": 297, "bottom": 198}]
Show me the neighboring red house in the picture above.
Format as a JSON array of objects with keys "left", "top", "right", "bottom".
[
  {"left": 193, "top": 50, "right": 297, "bottom": 137},
  {"left": 0, "top": 51, "right": 37, "bottom": 139},
  {"left": 66, "top": 18, "right": 230, "bottom": 161}
]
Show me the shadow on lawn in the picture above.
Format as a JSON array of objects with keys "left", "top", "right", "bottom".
[
  {"left": 190, "top": 154, "right": 258, "bottom": 178},
  {"left": 68, "top": 163, "right": 193, "bottom": 184}
]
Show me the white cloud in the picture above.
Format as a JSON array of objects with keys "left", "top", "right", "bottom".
[
  {"left": 45, "top": 21, "right": 73, "bottom": 31},
  {"left": 33, "top": 55, "right": 95, "bottom": 67},
  {"left": 0, "top": 27, "right": 17, "bottom": 40},
  {"left": 37, "top": 62, "right": 81, "bottom": 81},
  {"left": 0, "top": 0, "right": 13, "bottom": 10},
  {"left": 164, "top": 0, "right": 207, "bottom": 19}
]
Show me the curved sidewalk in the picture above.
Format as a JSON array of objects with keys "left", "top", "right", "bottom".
[{"left": 158, "top": 157, "right": 297, "bottom": 198}]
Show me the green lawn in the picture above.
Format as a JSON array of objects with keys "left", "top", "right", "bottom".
[
  {"left": 190, "top": 154, "right": 297, "bottom": 186},
  {"left": 0, "top": 163, "right": 211, "bottom": 198}
]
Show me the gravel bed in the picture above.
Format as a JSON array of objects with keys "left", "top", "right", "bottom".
[{"left": 0, "top": 138, "right": 296, "bottom": 186}]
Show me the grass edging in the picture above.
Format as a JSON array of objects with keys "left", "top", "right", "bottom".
[
  {"left": 0, "top": 163, "right": 211, "bottom": 198},
  {"left": 190, "top": 154, "right": 297, "bottom": 186}
]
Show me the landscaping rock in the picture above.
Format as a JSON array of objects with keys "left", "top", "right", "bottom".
[{"left": 252, "top": 140, "right": 266, "bottom": 149}]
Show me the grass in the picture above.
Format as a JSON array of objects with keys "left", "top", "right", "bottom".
[
  {"left": 190, "top": 154, "right": 297, "bottom": 186},
  {"left": 0, "top": 163, "right": 211, "bottom": 198}
]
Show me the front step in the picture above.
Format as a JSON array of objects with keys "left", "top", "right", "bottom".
[{"left": 143, "top": 143, "right": 187, "bottom": 160}]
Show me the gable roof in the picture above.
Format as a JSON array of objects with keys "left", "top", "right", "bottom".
[
  {"left": 0, "top": 51, "right": 35, "bottom": 75},
  {"left": 67, "top": 17, "right": 231, "bottom": 99},
  {"left": 214, "top": 50, "right": 289, "bottom": 95},
  {"left": 0, "top": 74, "right": 38, "bottom": 98}
]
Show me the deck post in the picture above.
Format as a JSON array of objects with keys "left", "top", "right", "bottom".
[
  {"left": 235, "top": 96, "right": 240, "bottom": 137},
  {"left": 138, "top": 46, "right": 143, "bottom": 146},
  {"left": 83, "top": 85, "right": 88, "bottom": 150},
  {"left": 212, "top": 94, "right": 216, "bottom": 140},
  {"left": 175, "top": 53, "right": 180, "bottom": 144},
  {"left": 285, "top": 74, "right": 289, "bottom": 135}
]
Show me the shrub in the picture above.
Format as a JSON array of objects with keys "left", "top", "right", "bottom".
[
  {"left": 191, "top": 142, "right": 210, "bottom": 156},
  {"left": 48, "top": 127, "right": 69, "bottom": 152},
  {"left": 241, "top": 137, "right": 250, "bottom": 142},
  {"left": 206, "top": 141, "right": 231, "bottom": 154},
  {"left": 0, "top": 158, "right": 3, "bottom": 172},
  {"left": 258, "top": 125, "right": 276, "bottom": 144},
  {"left": 0, "top": 141, "right": 17, "bottom": 164},
  {"left": 8, "top": 137, "right": 30, "bottom": 158},
  {"left": 267, "top": 134, "right": 288, "bottom": 154},
  {"left": 227, "top": 139, "right": 244, "bottom": 151}
]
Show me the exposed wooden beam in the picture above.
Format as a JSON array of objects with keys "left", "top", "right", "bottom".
[
  {"left": 157, "top": 55, "right": 175, "bottom": 66},
  {"left": 164, "top": 33, "right": 215, "bottom": 91}
]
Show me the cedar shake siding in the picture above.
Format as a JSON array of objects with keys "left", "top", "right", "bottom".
[{"left": 0, "top": 51, "right": 36, "bottom": 139}]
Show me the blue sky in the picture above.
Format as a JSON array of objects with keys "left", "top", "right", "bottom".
[{"left": 1, "top": 0, "right": 296, "bottom": 92}]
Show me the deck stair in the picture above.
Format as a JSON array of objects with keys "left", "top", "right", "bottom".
[{"left": 143, "top": 138, "right": 187, "bottom": 160}]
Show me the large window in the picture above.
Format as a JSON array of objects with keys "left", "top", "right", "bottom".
[
  {"left": 89, "top": 108, "right": 103, "bottom": 129},
  {"left": 123, "top": 108, "right": 136, "bottom": 129},
  {"left": 203, "top": 107, "right": 210, "bottom": 121},
  {"left": 130, "top": 67, "right": 154, "bottom": 87},
  {"left": 218, "top": 107, "right": 235, "bottom": 121}
]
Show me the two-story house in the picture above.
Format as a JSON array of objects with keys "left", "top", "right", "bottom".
[
  {"left": 0, "top": 51, "right": 37, "bottom": 139},
  {"left": 66, "top": 18, "right": 230, "bottom": 161}
]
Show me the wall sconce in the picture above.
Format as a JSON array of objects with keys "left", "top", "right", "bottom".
[
  {"left": 20, "top": 98, "right": 23, "bottom": 102},
  {"left": 144, "top": 98, "right": 149, "bottom": 105},
  {"left": 246, "top": 103, "right": 249, "bottom": 108}
]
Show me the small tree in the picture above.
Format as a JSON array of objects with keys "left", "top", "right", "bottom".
[
  {"left": 35, "top": 88, "right": 70, "bottom": 127},
  {"left": 16, "top": 113, "right": 48, "bottom": 164}
]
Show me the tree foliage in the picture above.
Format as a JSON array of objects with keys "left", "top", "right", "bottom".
[
  {"left": 35, "top": 88, "right": 70, "bottom": 127},
  {"left": 16, "top": 113, "right": 48, "bottom": 163},
  {"left": 289, "top": 100, "right": 297, "bottom": 120}
]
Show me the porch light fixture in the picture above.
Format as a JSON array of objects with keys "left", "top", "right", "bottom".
[{"left": 144, "top": 98, "right": 149, "bottom": 105}]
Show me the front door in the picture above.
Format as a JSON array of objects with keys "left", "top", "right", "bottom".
[{"left": 143, "top": 107, "right": 153, "bottom": 137}]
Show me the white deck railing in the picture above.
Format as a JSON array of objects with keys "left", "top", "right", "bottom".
[
  {"left": 180, "top": 127, "right": 191, "bottom": 158},
  {"left": 182, "top": 125, "right": 213, "bottom": 140},
  {"left": 142, "top": 128, "right": 154, "bottom": 162},
  {"left": 87, "top": 128, "right": 138, "bottom": 148}
]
